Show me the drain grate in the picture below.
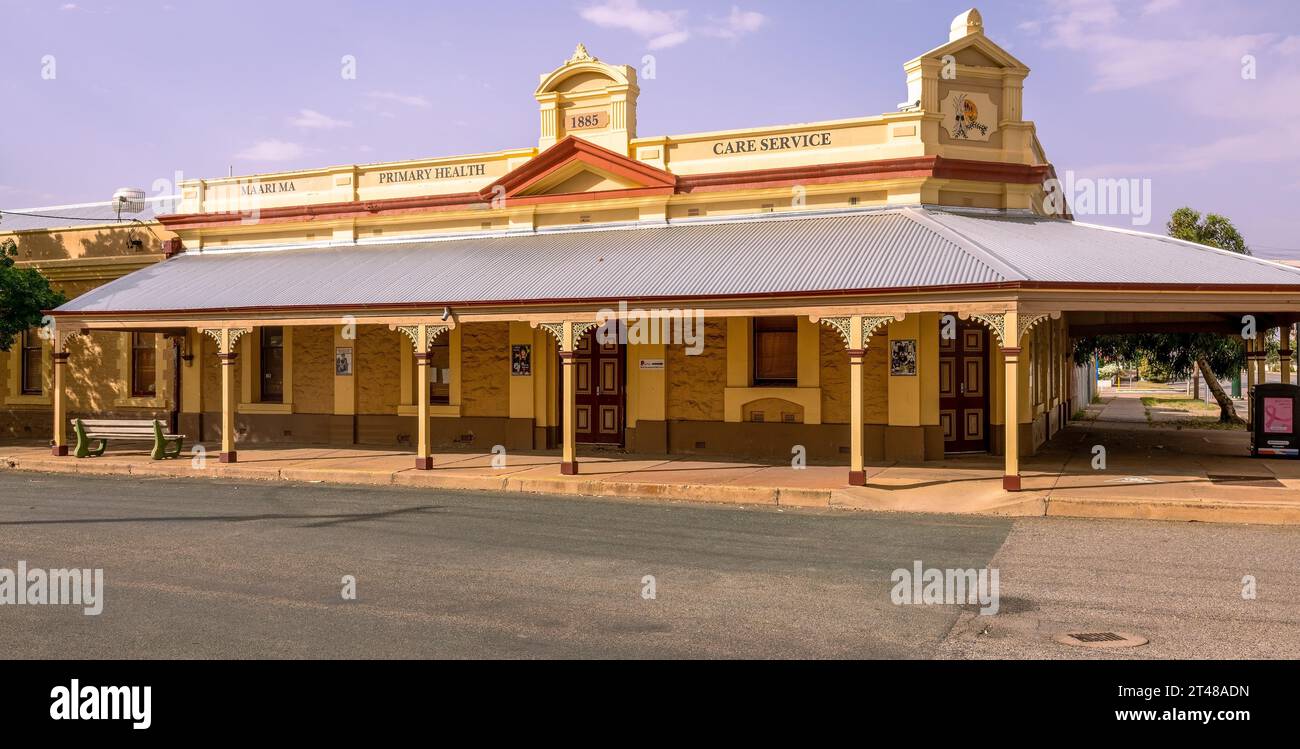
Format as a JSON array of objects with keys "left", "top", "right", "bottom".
[
  {"left": 1070, "top": 632, "right": 1125, "bottom": 642},
  {"left": 1054, "top": 630, "right": 1148, "bottom": 649}
]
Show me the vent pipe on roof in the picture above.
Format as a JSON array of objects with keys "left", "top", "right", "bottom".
[{"left": 112, "top": 187, "right": 147, "bottom": 218}]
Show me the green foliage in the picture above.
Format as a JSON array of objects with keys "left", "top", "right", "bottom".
[
  {"left": 1167, "top": 207, "right": 1250, "bottom": 255},
  {"left": 1138, "top": 356, "right": 1173, "bottom": 382},
  {"left": 0, "top": 238, "right": 67, "bottom": 351},
  {"left": 1074, "top": 333, "right": 1244, "bottom": 379}
]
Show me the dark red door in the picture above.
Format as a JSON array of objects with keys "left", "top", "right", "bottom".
[
  {"left": 939, "top": 317, "right": 990, "bottom": 453},
  {"left": 573, "top": 329, "right": 625, "bottom": 445}
]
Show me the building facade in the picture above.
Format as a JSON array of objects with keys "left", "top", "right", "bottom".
[{"left": 8, "top": 9, "right": 1300, "bottom": 490}]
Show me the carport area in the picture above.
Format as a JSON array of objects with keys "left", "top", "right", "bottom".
[{"left": 1032, "top": 389, "right": 1298, "bottom": 502}]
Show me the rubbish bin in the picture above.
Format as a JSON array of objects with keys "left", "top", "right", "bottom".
[{"left": 1251, "top": 383, "right": 1300, "bottom": 458}]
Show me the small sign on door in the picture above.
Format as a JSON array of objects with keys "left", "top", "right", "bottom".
[{"left": 639, "top": 359, "right": 664, "bottom": 370}]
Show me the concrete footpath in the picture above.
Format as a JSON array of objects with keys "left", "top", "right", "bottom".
[{"left": 4, "top": 415, "right": 1299, "bottom": 526}]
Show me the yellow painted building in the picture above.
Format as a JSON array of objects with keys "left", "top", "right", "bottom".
[{"left": 7, "top": 9, "right": 1300, "bottom": 490}]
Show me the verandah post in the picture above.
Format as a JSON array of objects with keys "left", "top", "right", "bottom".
[
  {"left": 847, "top": 315, "right": 866, "bottom": 485},
  {"left": 218, "top": 328, "right": 240, "bottom": 463},
  {"left": 1002, "top": 310, "right": 1021, "bottom": 492},
  {"left": 415, "top": 323, "right": 433, "bottom": 470},
  {"left": 51, "top": 331, "right": 70, "bottom": 456},
  {"left": 560, "top": 321, "right": 578, "bottom": 475},
  {"left": 1282, "top": 325, "right": 1294, "bottom": 385}
]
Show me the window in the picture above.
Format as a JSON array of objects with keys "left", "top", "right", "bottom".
[
  {"left": 130, "top": 332, "right": 157, "bottom": 398},
  {"left": 260, "top": 326, "right": 285, "bottom": 403},
  {"left": 753, "top": 316, "right": 798, "bottom": 385},
  {"left": 20, "top": 330, "right": 43, "bottom": 395},
  {"left": 413, "top": 335, "right": 451, "bottom": 405}
]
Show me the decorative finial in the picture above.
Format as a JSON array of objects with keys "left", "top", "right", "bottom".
[
  {"left": 567, "top": 43, "right": 597, "bottom": 64},
  {"left": 949, "top": 8, "right": 983, "bottom": 42}
]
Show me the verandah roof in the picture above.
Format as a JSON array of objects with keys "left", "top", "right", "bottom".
[{"left": 53, "top": 207, "right": 1300, "bottom": 316}]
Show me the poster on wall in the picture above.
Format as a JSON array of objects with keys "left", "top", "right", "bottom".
[
  {"left": 890, "top": 340, "right": 917, "bottom": 376},
  {"left": 1264, "top": 397, "right": 1294, "bottom": 434},
  {"left": 335, "top": 347, "right": 353, "bottom": 376},
  {"left": 511, "top": 344, "right": 532, "bottom": 376}
]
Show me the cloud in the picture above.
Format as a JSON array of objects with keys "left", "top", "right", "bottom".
[
  {"left": 365, "top": 90, "right": 431, "bottom": 109},
  {"left": 578, "top": 1, "right": 764, "bottom": 49},
  {"left": 289, "top": 108, "right": 351, "bottom": 130},
  {"left": 1024, "top": 0, "right": 1300, "bottom": 175},
  {"left": 701, "top": 5, "right": 766, "bottom": 39},
  {"left": 59, "top": 3, "right": 78, "bottom": 10},
  {"left": 580, "top": 0, "right": 689, "bottom": 48},
  {"left": 234, "top": 140, "right": 305, "bottom": 162},
  {"left": 648, "top": 30, "right": 691, "bottom": 49},
  {"left": 1141, "top": 0, "right": 1182, "bottom": 15}
]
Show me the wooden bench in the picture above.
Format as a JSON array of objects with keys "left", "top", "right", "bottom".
[{"left": 72, "top": 418, "right": 185, "bottom": 460}]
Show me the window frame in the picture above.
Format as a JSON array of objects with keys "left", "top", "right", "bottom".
[
  {"left": 259, "top": 326, "right": 285, "bottom": 403},
  {"left": 410, "top": 334, "right": 453, "bottom": 405},
  {"left": 130, "top": 332, "right": 158, "bottom": 398},
  {"left": 20, "top": 329, "right": 43, "bottom": 396},
  {"left": 752, "top": 316, "right": 799, "bottom": 386}
]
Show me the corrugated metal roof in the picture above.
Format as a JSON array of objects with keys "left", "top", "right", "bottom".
[
  {"left": 0, "top": 196, "right": 179, "bottom": 232},
  {"left": 56, "top": 210, "right": 999, "bottom": 313},
  {"left": 922, "top": 208, "right": 1300, "bottom": 285},
  {"left": 53, "top": 207, "right": 1300, "bottom": 316}
]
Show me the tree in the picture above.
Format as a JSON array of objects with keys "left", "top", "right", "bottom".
[
  {"left": 0, "top": 238, "right": 66, "bottom": 351},
  {"left": 1168, "top": 207, "right": 1250, "bottom": 255},
  {"left": 1075, "top": 207, "right": 1253, "bottom": 423}
]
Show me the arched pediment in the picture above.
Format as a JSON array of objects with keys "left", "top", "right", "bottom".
[
  {"left": 535, "top": 44, "right": 639, "bottom": 154},
  {"left": 535, "top": 44, "right": 633, "bottom": 96}
]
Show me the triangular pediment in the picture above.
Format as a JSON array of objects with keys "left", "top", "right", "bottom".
[
  {"left": 481, "top": 135, "right": 676, "bottom": 201},
  {"left": 914, "top": 32, "right": 1028, "bottom": 72},
  {"left": 518, "top": 161, "right": 643, "bottom": 196}
]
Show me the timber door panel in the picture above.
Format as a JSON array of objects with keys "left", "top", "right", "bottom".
[
  {"left": 574, "top": 330, "right": 625, "bottom": 445},
  {"left": 939, "top": 317, "right": 989, "bottom": 453}
]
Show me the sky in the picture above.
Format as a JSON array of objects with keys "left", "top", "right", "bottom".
[{"left": 1, "top": 0, "right": 1298, "bottom": 258}]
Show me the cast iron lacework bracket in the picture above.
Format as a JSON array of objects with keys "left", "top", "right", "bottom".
[
  {"left": 394, "top": 324, "right": 449, "bottom": 353},
  {"left": 814, "top": 314, "right": 900, "bottom": 348},
  {"left": 963, "top": 312, "right": 1008, "bottom": 348},
  {"left": 54, "top": 326, "right": 84, "bottom": 352},
  {"left": 816, "top": 317, "right": 853, "bottom": 347},
  {"left": 536, "top": 321, "right": 599, "bottom": 349},
  {"left": 959, "top": 311, "right": 1060, "bottom": 348},
  {"left": 1016, "top": 312, "right": 1060, "bottom": 345},
  {"left": 861, "top": 315, "right": 896, "bottom": 346},
  {"left": 537, "top": 323, "right": 565, "bottom": 345},
  {"left": 199, "top": 327, "right": 252, "bottom": 355}
]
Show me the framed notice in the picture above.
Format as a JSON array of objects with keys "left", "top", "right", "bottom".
[
  {"left": 335, "top": 347, "right": 353, "bottom": 376},
  {"left": 890, "top": 340, "right": 917, "bottom": 376},
  {"left": 511, "top": 344, "right": 532, "bottom": 376}
]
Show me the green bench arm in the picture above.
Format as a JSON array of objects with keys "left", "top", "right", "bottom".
[
  {"left": 151, "top": 420, "right": 184, "bottom": 460},
  {"left": 73, "top": 419, "right": 107, "bottom": 459}
]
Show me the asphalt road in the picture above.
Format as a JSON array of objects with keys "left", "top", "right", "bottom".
[{"left": 1, "top": 471, "right": 1297, "bottom": 659}]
